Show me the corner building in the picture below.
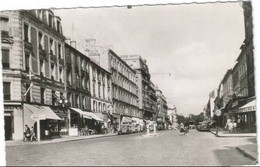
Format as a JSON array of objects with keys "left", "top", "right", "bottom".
[
  {"left": 1, "top": 9, "right": 66, "bottom": 140},
  {"left": 120, "top": 55, "right": 156, "bottom": 121}
]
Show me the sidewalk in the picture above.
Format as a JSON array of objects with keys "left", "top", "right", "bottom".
[
  {"left": 210, "top": 128, "right": 257, "bottom": 137},
  {"left": 236, "top": 144, "right": 258, "bottom": 161},
  {"left": 210, "top": 128, "right": 258, "bottom": 162},
  {"left": 5, "top": 133, "right": 118, "bottom": 147}
]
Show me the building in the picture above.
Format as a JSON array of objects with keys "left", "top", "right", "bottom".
[
  {"left": 89, "top": 58, "right": 113, "bottom": 132},
  {"left": 149, "top": 81, "right": 158, "bottom": 120},
  {"left": 156, "top": 87, "right": 168, "bottom": 127},
  {"left": 1, "top": 9, "right": 66, "bottom": 140},
  {"left": 208, "top": 89, "right": 218, "bottom": 118},
  {"left": 167, "top": 104, "right": 177, "bottom": 129},
  {"left": 120, "top": 55, "right": 155, "bottom": 121},
  {"left": 89, "top": 49, "right": 139, "bottom": 128},
  {"left": 65, "top": 43, "right": 92, "bottom": 135},
  {"left": 243, "top": 1, "right": 255, "bottom": 98}
]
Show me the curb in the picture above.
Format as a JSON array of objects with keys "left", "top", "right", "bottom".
[
  {"left": 236, "top": 146, "right": 257, "bottom": 161},
  {"left": 210, "top": 130, "right": 256, "bottom": 137},
  {"left": 6, "top": 134, "right": 119, "bottom": 147}
]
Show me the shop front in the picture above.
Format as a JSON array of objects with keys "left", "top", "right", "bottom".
[
  {"left": 23, "top": 104, "right": 62, "bottom": 140},
  {"left": 229, "top": 99, "right": 256, "bottom": 133},
  {"left": 69, "top": 108, "right": 105, "bottom": 135}
]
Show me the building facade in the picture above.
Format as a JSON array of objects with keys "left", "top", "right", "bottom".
[
  {"left": 65, "top": 43, "right": 92, "bottom": 133},
  {"left": 89, "top": 49, "right": 139, "bottom": 125},
  {"left": 156, "top": 88, "right": 167, "bottom": 124},
  {"left": 1, "top": 9, "right": 66, "bottom": 140},
  {"left": 120, "top": 55, "right": 155, "bottom": 120}
]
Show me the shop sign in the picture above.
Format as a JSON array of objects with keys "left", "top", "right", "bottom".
[
  {"left": 238, "top": 106, "right": 256, "bottom": 113},
  {"left": 31, "top": 114, "right": 46, "bottom": 120}
]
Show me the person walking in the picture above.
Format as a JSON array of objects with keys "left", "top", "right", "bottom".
[
  {"left": 24, "top": 125, "right": 31, "bottom": 142},
  {"left": 179, "top": 122, "right": 185, "bottom": 134},
  {"left": 233, "top": 120, "right": 237, "bottom": 133},
  {"left": 30, "top": 126, "right": 38, "bottom": 141}
]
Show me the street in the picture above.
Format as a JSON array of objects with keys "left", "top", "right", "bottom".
[{"left": 6, "top": 130, "right": 255, "bottom": 166}]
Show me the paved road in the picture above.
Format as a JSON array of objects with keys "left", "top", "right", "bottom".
[{"left": 6, "top": 130, "right": 256, "bottom": 166}]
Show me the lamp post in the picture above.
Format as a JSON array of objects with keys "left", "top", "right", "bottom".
[{"left": 58, "top": 98, "right": 70, "bottom": 135}]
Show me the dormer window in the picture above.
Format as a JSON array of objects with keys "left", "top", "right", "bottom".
[
  {"left": 57, "top": 20, "right": 60, "bottom": 33},
  {"left": 48, "top": 14, "right": 53, "bottom": 27},
  {"left": 37, "top": 10, "right": 43, "bottom": 20}
]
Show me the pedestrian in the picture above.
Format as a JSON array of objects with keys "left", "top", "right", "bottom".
[
  {"left": 227, "top": 120, "right": 234, "bottom": 133},
  {"left": 24, "top": 125, "right": 31, "bottom": 142},
  {"left": 179, "top": 122, "right": 185, "bottom": 135},
  {"left": 237, "top": 116, "right": 241, "bottom": 130},
  {"left": 30, "top": 126, "right": 38, "bottom": 141},
  {"left": 233, "top": 121, "right": 237, "bottom": 133}
]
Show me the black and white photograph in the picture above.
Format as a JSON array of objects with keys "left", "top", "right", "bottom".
[{"left": 0, "top": 0, "right": 259, "bottom": 166}]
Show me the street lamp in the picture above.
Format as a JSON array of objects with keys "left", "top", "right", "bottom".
[{"left": 58, "top": 98, "right": 70, "bottom": 135}]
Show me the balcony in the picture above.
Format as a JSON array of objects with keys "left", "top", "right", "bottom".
[{"left": 1, "top": 31, "right": 14, "bottom": 44}]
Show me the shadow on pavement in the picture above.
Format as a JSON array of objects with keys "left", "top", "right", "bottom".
[{"left": 213, "top": 146, "right": 256, "bottom": 166}]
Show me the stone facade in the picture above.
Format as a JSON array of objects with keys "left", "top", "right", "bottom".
[{"left": 1, "top": 9, "right": 66, "bottom": 140}]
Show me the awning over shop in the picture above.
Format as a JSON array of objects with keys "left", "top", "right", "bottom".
[
  {"left": 122, "top": 116, "right": 132, "bottom": 123},
  {"left": 92, "top": 112, "right": 110, "bottom": 122},
  {"left": 24, "top": 104, "right": 61, "bottom": 120},
  {"left": 70, "top": 108, "right": 92, "bottom": 119},
  {"left": 111, "top": 114, "right": 120, "bottom": 120},
  {"left": 238, "top": 100, "right": 256, "bottom": 113}
]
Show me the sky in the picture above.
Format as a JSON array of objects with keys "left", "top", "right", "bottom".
[{"left": 54, "top": 2, "right": 245, "bottom": 116}]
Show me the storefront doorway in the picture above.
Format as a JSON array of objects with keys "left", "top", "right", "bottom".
[{"left": 4, "top": 114, "right": 13, "bottom": 140}]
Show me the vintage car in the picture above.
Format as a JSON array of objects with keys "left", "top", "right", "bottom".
[{"left": 197, "top": 121, "right": 210, "bottom": 131}]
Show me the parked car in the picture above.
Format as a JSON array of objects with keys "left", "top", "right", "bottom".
[
  {"left": 189, "top": 121, "right": 195, "bottom": 129},
  {"left": 197, "top": 121, "right": 210, "bottom": 131}
]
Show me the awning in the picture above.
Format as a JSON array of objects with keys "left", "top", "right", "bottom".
[
  {"left": 70, "top": 108, "right": 92, "bottom": 119},
  {"left": 93, "top": 112, "right": 111, "bottom": 122},
  {"left": 238, "top": 100, "right": 256, "bottom": 113},
  {"left": 122, "top": 116, "right": 132, "bottom": 123},
  {"left": 24, "top": 104, "right": 61, "bottom": 120},
  {"left": 111, "top": 114, "right": 120, "bottom": 119}
]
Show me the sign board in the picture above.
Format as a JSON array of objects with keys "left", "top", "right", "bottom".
[
  {"left": 215, "top": 110, "right": 222, "bottom": 117},
  {"left": 31, "top": 114, "right": 46, "bottom": 120}
]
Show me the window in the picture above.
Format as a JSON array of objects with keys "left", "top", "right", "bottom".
[
  {"left": 67, "top": 69, "right": 71, "bottom": 85},
  {"left": 40, "top": 60, "right": 44, "bottom": 76},
  {"left": 25, "top": 53, "right": 30, "bottom": 72},
  {"left": 1, "top": 16, "right": 9, "bottom": 38},
  {"left": 3, "top": 82, "right": 10, "bottom": 100},
  {"left": 58, "top": 43, "right": 62, "bottom": 59},
  {"left": 26, "top": 84, "right": 31, "bottom": 102},
  {"left": 2, "top": 49, "right": 10, "bottom": 69},
  {"left": 48, "top": 14, "right": 53, "bottom": 27},
  {"left": 57, "top": 20, "right": 60, "bottom": 33},
  {"left": 49, "top": 39, "right": 54, "bottom": 55},
  {"left": 59, "top": 67, "right": 63, "bottom": 83},
  {"left": 24, "top": 23, "right": 29, "bottom": 42},
  {"left": 40, "top": 88, "right": 45, "bottom": 104},
  {"left": 38, "top": 32, "right": 44, "bottom": 50},
  {"left": 51, "top": 63, "right": 55, "bottom": 80},
  {"left": 52, "top": 90, "right": 56, "bottom": 105}
]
